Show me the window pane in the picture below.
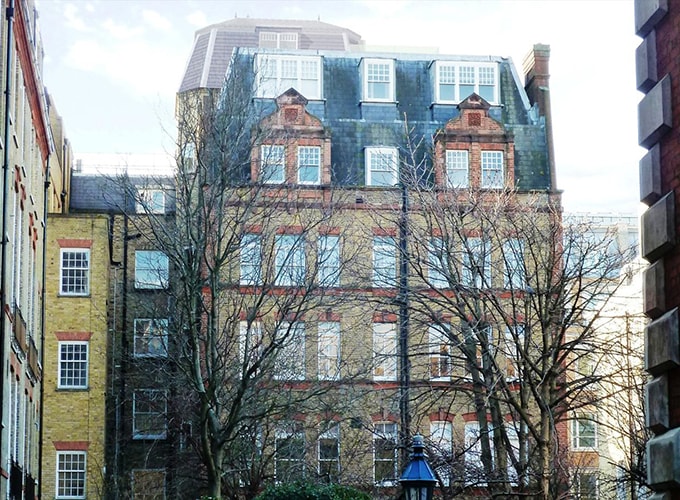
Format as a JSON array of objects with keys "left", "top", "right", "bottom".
[
  {"left": 134, "top": 251, "right": 169, "bottom": 289},
  {"left": 59, "top": 342, "right": 88, "bottom": 388},
  {"left": 318, "top": 322, "right": 340, "bottom": 380},
  {"left": 275, "top": 234, "right": 306, "bottom": 286},
  {"left": 274, "top": 322, "right": 306, "bottom": 380},
  {"left": 240, "top": 234, "right": 262, "bottom": 285},
  {"left": 367, "top": 148, "right": 398, "bottom": 186},
  {"left": 373, "top": 323, "right": 396, "bottom": 380},
  {"left": 297, "top": 146, "right": 320, "bottom": 184},
  {"left": 57, "top": 452, "right": 86, "bottom": 498},
  {"left": 60, "top": 250, "right": 90, "bottom": 295},
  {"left": 481, "top": 151, "right": 504, "bottom": 188},
  {"left": 261, "top": 145, "right": 285, "bottom": 183},
  {"left": 374, "top": 423, "right": 397, "bottom": 484},
  {"left": 318, "top": 235, "right": 340, "bottom": 287},
  {"left": 133, "top": 390, "right": 167, "bottom": 439},
  {"left": 134, "top": 319, "right": 168, "bottom": 357},
  {"left": 446, "top": 150, "right": 469, "bottom": 188},
  {"left": 366, "top": 61, "right": 392, "bottom": 100},
  {"left": 373, "top": 236, "right": 396, "bottom": 287}
]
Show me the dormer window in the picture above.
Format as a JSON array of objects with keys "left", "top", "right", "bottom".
[
  {"left": 434, "top": 62, "right": 499, "bottom": 104},
  {"left": 366, "top": 147, "right": 398, "bottom": 186},
  {"left": 259, "top": 31, "right": 298, "bottom": 49},
  {"left": 255, "top": 54, "right": 322, "bottom": 100},
  {"left": 362, "top": 59, "right": 395, "bottom": 102}
]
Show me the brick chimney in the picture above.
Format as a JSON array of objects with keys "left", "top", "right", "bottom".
[{"left": 523, "top": 44, "right": 557, "bottom": 192}]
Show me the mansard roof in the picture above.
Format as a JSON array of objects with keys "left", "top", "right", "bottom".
[{"left": 179, "top": 18, "right": 363, "bottom": 92}]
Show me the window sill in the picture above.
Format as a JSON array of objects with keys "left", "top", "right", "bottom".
[{"left": 58, "top": 293, "right": 91, "bottom": 298}]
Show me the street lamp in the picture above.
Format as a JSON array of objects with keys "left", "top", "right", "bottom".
[{"left": 399, "top": 435, "right": 437, "bottom": 500}]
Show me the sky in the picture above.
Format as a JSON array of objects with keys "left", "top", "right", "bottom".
[{"left": 35, "top": 0, "right": 642, "bottom": 214}]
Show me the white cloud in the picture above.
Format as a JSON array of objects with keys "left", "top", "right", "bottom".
[
  {"left": 142, "top": 9, "right": 172, "bottom": 32},
  {"left": 187, "top": 10, "right": 208, "bottom": 28},
  {"left": 102, "top": 18, "right": 143, "bottom": 39},
  {"left": 62, "top": 3, "right": 90, "bottom": 32}
]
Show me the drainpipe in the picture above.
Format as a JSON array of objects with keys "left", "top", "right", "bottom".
[
  {"left": 398, "top": 173, "right": 411, "bottom": 466},
  {"left": 0, "top": 0, "right": 16, "bottom": 467},
  {"left": 37, "top": 95, "right": 52, "bottom": 500}
]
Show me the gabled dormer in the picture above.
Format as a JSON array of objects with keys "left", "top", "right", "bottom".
[
  {"left": 433, "top": 93, "right": 515, "bottom": 189},
  {"left": 251, "top": 89, "right": 331, "bottom": 185}
]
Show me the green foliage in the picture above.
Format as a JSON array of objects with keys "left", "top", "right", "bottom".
[{"left": 254, "top": 481, "right": 371, "bottom": 500}]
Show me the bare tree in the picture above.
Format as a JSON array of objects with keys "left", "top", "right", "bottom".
[
  {"left": 363, "top": 141, "right": 638, "bottom": 498},
  {"left": 112, "top": 56, "right": 373, "bottom": 500}
]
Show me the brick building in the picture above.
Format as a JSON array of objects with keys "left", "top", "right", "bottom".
[
  {"left": 636, "top": 0, "right": 680, "bottom": 498},
  {"left": 159, "top": 18, "right": 575, "bottom": 499},
  {"left": 0, "top": 1, "right": 72, "bottom": 499}
]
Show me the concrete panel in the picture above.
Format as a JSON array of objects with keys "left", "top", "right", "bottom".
[
  {"left": 637, "top": 31, "right": 658, "bottom": 93},
  {"left": 635, "top": 0, "right": 668, "bottom": 36},
  {"left": 645, "top": 307, "right": 680, "bottom": 376},
  {"left": 647, "top": 427, "right": 680, "bottom": 489},
  {"left": 640, "top": 143, "right": 662, "bottom": 206},
  {"left": 638, "top": 75, "right": 672, "bottom": 149},
  {"left": 646, "top": 375, "right": 669, "bottom": 434},
  {"left": 641, "top": 192, "right": 675, "bottom": 263},
  {"left": 644, "top": 260, "right": 666, "bottom": 319}
]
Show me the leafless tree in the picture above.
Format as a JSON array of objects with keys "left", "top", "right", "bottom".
[
  {"left": 113, "top": 56, "right": 372, "bottom": 500},
  {"left": 363, "top": 138, "right": 638, "bottom": 499}
]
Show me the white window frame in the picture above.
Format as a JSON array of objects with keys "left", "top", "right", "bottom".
[
  {"left": 504, "top": 324, "right": 524, "bottom": 381},
  {"left": 60, "top": 249, "right": 90, "bottom": 296},
  {"left": 182, "top": 141, "right": 196, "bottom": 173},
  {"left": 275, "top": 234, "right": 306, "bottom": 286},
  {"left": 318, "top": 322, "right": 340, "bottom": 381},
  {"left": 58, "top": 341, "right": 89, "bottom": 389},
  {"left": 446, "top": 150, "right": 469, "bottom": 188},
  {"left": 240, "top": 234, "right": 262, "bottom": 285},
  {"left": 297, "top": 146, "right": 321, "bottom": 185},
  {"left": 362, "top": 58, "right": 395, "bottom": 102},
  {"left": 574, "top": 470, "right": 599, "bottom": 500},
  {"left": 134, "top": 251, "right": 169, "bottom": 290},
  {"left": 503, "top": 238, "right": 526, "bottom": 289},
  {"left": 434, "top": 61, "right": 499, "bottom": 104},
  {"left": 255, "top": 54, "right": 322, "bottom": 100},
  {"left": 464, "top": 421, "right": 493, "bottom": 483},
  {"left": 318, "top": 424, "right": 340, "bottom": 480},
  {"left": 260, "top": 145, "right": 285, "bottom": 184},
  {"left": 56, "top": 451, "right": 87, "bottom": 499},
  {"left": 429, "top": 325, "right": 451, "bottom": 381},
  {"left": 571, "top": 414, "right": 597, "bottom": 450},
  {"left": 259, "top": 31, "right": 299, "bottom": 50},
  {"left": 133, "top": 389, "right": 167, "bottom": 440},
  {"left": 373, "top": 236, "right": 397, "bottom": 288},
  {"left": 366, "top": 147, "right": 398, "bottom": 186},
  {"left": 373, "top": 323, "right": 397, "bottom": 381},
  {"left": 428, "top": 237, "right": 448, "bottom": 288},
  {"left": 318, "top": 235, "right": 340, "bottom": 287},
  {"left": 430, "top": 421, "right": 453, "bottom": 486},
  {"left": 239, "top": 320, "right": 263, "bottom": 375},
  {"left": 481, "top": 150, "right": 504, "bottom": 188},
  {"left": 274, "top": 321, "right": 306, "bottom": 381},
  {"left": 374, "top": 422, "right": 398, "bottom": 485},
  {"left": 131, "top": 469, "right": 166, "bottom": 500},
  {"left": 136, "top": 189, "right": 165, "bottom": 214},
  {"left": 463, "top": 237, "right": 491, "bottom": 288},
  {"left": 275, "top": 422, "right": 306, "bottom": 482},
  {"left": 134, "top": 318, "right": 169, "bottom": 358}
]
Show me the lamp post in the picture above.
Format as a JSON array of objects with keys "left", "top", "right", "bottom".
[{"left": 399, "top": 435, "right": 437, "bottom": 500}]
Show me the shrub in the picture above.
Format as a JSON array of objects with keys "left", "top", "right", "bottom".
[{"left": 254, "top": 481, "right": 371, "bottom": 500}]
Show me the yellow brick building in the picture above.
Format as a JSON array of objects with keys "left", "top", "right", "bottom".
[{"left": 42, "top": 214, "right": 110, "bottom": 498}]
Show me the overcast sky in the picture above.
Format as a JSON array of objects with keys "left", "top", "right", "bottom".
[{"left": 35, "top": 0, "right": 641, "bottom": 214}]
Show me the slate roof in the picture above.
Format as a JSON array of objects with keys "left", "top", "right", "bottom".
[{"left": 179, "top": 18, "right": 363, "bottom": 92}]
